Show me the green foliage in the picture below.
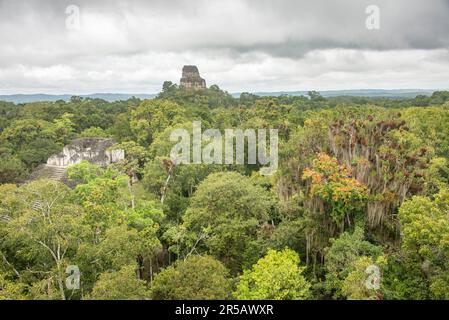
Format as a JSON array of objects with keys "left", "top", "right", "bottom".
[
  {"left": 110, "top": 140, "right": 149, "bottom": 179},
  {"left": 1, "top": 91, "right": 449, "bottom": 300},
  {"left": 67, "top": 160, "right": 105, "bottom": 184},
  {"left": 151, "top": 255, "right": 231, "bottom": 300},
  {"left": 130, "top": 99, "right": 186, "bottom": 146},
  {"left": 0, "top": 119, "right": 61, "bottom": 168},
  {"left": 88, "top": 265, "right": 150, "bottom": 300},
  {"left": 183, "top": 172, "right": 271, "bottom": 273},
  {"left": 341, "top": 255, "right": 385, "bottom": 300},
  {"left": 78, "top": 127, "right": 111, "bottom": 138},
  {"left": 143, "top": 155, "right": 223, "bottom": 220},
  {"left": 397, "top": 189, "right": 449, "bottom": 299},
  {"left": 324, "top": 227, "right": 383, "bottom": 299},
  {"left": 157, "top": 83, "right": 237, "bottom": 109},
  {"left": 234, "top": 249, "right": 310, "bottom": 300},
  {"left": 53, "top": 113, "right": 76, "bottom": 144},
  {"left": 264, "top": 219, "right": 306, "bottom": 254},
  {"left": 0, "top": 155, "right": 26, "bottom": 183},
  {"left": 0, "top": 272, "right": 26, "bottom": 300},
  {"left": 1, "top": 180, "right": 88, "bottom": 300}
]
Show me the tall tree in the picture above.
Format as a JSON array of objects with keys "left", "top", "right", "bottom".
[
  {"left": 151, "top": 255, "right": 230, "bottom": 300},
  {"left": 183, "top": 172, "right": 272, "bottom": 273},
  {"left": 234, "top": 249, "right": 310, "bottom": 300}
]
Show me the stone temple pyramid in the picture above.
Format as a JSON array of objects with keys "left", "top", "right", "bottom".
[{"left": 179, "top": 65, "right": 206, "bottom": 90}]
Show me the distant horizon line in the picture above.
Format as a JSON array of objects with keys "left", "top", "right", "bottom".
[
  {"left": 1, "top": 89, "right": 445, "bottom": 104},
  {"left": 0, "top": 88, "right": 446, "bottom": 96}
]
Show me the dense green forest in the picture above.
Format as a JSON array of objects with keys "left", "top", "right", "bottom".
[{"left": 1, "top": 84, "right": 449, "bottom": 300}]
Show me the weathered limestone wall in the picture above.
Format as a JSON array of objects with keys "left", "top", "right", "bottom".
[{"left": 46, "top": 138, "right": 124, "bottom": 167}]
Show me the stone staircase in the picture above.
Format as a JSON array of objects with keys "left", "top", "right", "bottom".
[
  {"left": 45, "top": 165, "right": 67, "bottom": 181},
  {"left": 28, "top": 164, "right": 68, "bottom": 182},
  {"left": 31, "top": 200, "right": 42, "bottom": 211}
]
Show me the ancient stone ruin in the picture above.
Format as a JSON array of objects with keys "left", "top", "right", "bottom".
[
  {"left": 179, "top": 65, "right": 206, "bottom": 90},
  {"left": 29, "top": 138, "right": 124, "bottom": 182},
  {"left": 46, "top": 138, "right": 124, "bottom": 167}
]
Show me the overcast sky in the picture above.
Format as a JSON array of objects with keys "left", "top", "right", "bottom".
[{"left": 1, "top": 0, "right": 449, "bottom": 94}]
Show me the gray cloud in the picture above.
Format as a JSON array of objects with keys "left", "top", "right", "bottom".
[{"left": 0, "top": 0, "right": 448, "bottom": 93}]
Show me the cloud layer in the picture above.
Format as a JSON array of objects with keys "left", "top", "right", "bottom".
[{"left": 1, "top": 0, "right": 449, "bottom": 93}]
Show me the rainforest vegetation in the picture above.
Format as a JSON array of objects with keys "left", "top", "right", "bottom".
[{"left": 1, "top": 84, "right": 449, "bottom": 300}]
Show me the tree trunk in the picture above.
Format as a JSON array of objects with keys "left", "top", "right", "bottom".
[
  {"left": 161, "top": 169, "right": 173, "bottom": 204},
  {"left": 56, "top": 263, "right": 66, "bottom": 300},
  {"left": 128, "top": 176, "right": 135, "bottom": 209}
]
